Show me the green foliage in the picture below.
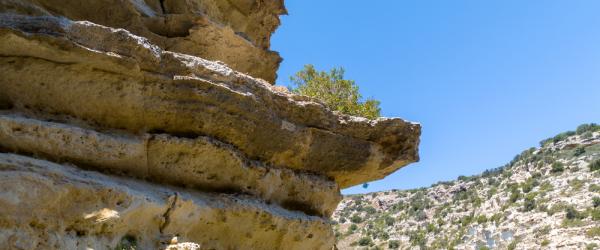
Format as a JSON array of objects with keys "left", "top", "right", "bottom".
[
  {"left": 476, "top": 215, "right": 488, "bottom": 224},
  {"left": 409, "top": 229, "right": 427, "bottom": 248},
  {"left": 590, "top": 184, "right": 600, "bottom": 193},
  {"left": 551, "top": 162, "right": 565, "bottom": 173},
  {"left": 509, "top": 187, "right": 521, "bottom": 204},
  {"left": 364, "top": 206, "right": 377, "bottom": 214},
  {"left": 507, "top": 240, "right": 518, "bottom": 250},
  {"left": 290, "top": 65, "right": 380, "bottom": 119},
  {"left": 350, "top": 214, "right": 363, "bottom": 223},
  {"left": 546, "top": 203, "right": 567, "bottom": 216},
  {"left": 539, "top": 181, "right": 554, "bottom": 193},
  {"left": 590, "top": 208, "right": 600, "bottom": 221},
  {"left": 521, "top": 177, "right": 539, "bottom": 193},
  {"left": 408, "top": 192, "right": 431, "bottom": 221},
  {"left": 573, "top": 146, "right": 586, "bottom": 157},
  {"left": 569, "top": 179, "right": 584, "bottom": 191},
  {"left": 594, "top": 197, "right": 600, "bottom": 208},
  {"left": 576, "top": 123, "right": 600, "bottom": 135},
  {"left": 490, "top": 213, "right": 504, "bottom": 224},
  {"left": 388, "top": 240, "right": 400, "bottom": 249},
  {"left": 457, "top": 175, "right": 473, "bottom": 182},
  {"left": 540, "top": 131, "right": 575, "bottom": 146},
  {"left": 523, "top": 193, "right": 537, "bottom": 212},
  {"left": 460, "top": 215, "right": 474, "bottom": 227},
  {"left": 587, "top": 243, "right": 599, "bottom": 250},
  {"left": 426, "top": 223, "right": 436, "bottom": 233},
  {"left": 541, "top": 239, "right": 550, "bottom": 247},
  {"left": 590, "top": 159, "right": 600, "bottom": 172},
  {"left": 115, "top": 235, "right": 137, "bottom": 250},
  {"left": 565, "top": 206, "right": 584, "bottom": 220},
  {"left": 349, "top": 224, "right": 358, "bottom": 231},
  {"left": 587, "top": 227, "right": 600, "bottom": 238},
  {"left": 384, "top": 215, "right": 395, "bottom": 226},
  {"left": 479, "top": 246, "right": 490, "bottom": 250},
  {"left": 358, "top": 236, "right": 373, "bottom": 246}
]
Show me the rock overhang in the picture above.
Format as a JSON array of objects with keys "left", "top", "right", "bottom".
[{"left": 0, "top": 1, "right": 420, "bottom": 249}]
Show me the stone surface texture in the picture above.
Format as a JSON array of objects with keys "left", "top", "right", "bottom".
[{"left": 0, "top": 1, "right": 420, "bottom": 249}]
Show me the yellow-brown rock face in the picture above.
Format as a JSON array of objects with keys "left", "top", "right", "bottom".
[{"left": 0, "top": 1, "right": 420, "bottom": 249}]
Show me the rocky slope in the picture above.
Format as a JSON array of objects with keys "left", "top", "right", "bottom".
[
  {"left": 333, "top": 124, "right": 600, "bottom": 249},
  {"left": 0, "top": 1, "right": 421, "bottom": 249}
]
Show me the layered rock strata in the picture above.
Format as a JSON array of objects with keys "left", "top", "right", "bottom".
[
  {"left": 0, "top": 1, "right": 420, "bottom": 249},
  {"left": 0, "top": 0, "right": 285, "bottom": 82}
]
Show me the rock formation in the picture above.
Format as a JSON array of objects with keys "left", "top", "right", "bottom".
[{"left": 0, "top": 1, "right": 420, "bottom": 249}]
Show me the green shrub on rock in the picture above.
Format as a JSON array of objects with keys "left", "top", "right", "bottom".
[
  {"left": 289, "top": 65, "right": 381, "bottom": 119},
  {"left": 388, "top": 240, "right": 400, "bottom": 249},
  {"left": 551, "top": 162, "right": 564, "bottom": 173},
  {"left": 590, "top": 159, "right": 600, "bottom": 172},
  {"left": 358, "top": 236, "right": 373, "bottom": 246}
]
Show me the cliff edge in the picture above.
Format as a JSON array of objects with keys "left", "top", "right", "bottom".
[{"left": 0, "top": 1, "right": 420, "bottom": 249}]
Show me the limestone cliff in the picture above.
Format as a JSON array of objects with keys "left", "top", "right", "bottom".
[{"left": 0, "top": 1, "right": 420, "bottom": 249}]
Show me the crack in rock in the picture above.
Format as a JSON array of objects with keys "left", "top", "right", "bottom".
[{"left": 160, "top": 193, "right": 178, "bottom": 234}]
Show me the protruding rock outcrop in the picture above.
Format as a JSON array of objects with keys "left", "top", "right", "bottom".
[
  {"left": 0, "top": 0, "right": 284, "bottom": 82},
  {"left": 0, "top": 1, "right": 420, "bottom": 249}
]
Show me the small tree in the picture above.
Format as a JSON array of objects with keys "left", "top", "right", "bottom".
[{"left": 290, "top": 65, "right": 381, "bottom": 119}]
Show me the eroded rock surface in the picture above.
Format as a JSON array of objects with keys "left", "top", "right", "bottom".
[
  {"left": 0, "top": 153, "right": 333, "bottom": 250},
  {"left": 0, "top": 0, "right": 284, "bottom": 82},
  {"left": 0, "top": 1, "right": 420, "bottom": 249}
]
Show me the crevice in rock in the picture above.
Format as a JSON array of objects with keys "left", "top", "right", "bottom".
[
  {"left": 281, "top": 200, "right": 321, "bottom": 217},
  {"left": 159, "top": 193, "right": 178, "bottom": 233},
  {"left": 158, "top": 0, "right": 167, "bottom": 15},
  {"left": 142, "top": 16, "right": 192, "bottom": 38}
]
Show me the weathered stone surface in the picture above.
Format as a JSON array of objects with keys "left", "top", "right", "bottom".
[
  {"left": 0, "top": 0, "right": 284, "bottom": 82},
  {"left": 0, "top": 15, "right": 420, "bottom": 188},
  {"left": 0, "top": 1, "right": 420, "bottom": 249},
  {"left": 0, "top": 153, "right": 333, "bottom": 250},
  {"left": 0, "top": 112, "right": 341, "bottom": 217}
]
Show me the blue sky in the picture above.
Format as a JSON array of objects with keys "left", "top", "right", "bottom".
[{"left": 271, "top": 1, "right": 600, "bottom": 194}]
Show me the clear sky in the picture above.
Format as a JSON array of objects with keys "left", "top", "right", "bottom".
[{"left": 271, "top": 1, "right": 600, "bottom": 194}]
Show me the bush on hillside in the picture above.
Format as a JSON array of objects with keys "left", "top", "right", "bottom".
[
  {"left": 523, "top": 193, "right": 536, "bottom": 212},
  {"left": 593, "top": 197, "right": 600, "bottom": 208},
  {"left": 551, "top": 162, "right": 564, "bottom": 173},
  {"left": 576, "top": 123, "right": 600, "bottom": 135},
  {"left": 540, "top": 131, "right": 576, "bottom": 146},
  {"left": 573, "top": 146, "right": 586, "bottom": 157},
  {"left": 358, "top": 236, "right": 373, "bottom": 246},
  {"left": 350, "top": 214, "right": 363, "bottom": 223},
  {"left": 590, "top": 159, "right": 600, "bottom": 172},
  {"left": 587, "top": 227, "right": 600, "bottom": 238},
  {"left": 539, "top": 123, "right": 599, "bottom": 146},
  {"left": 289, "top": 64, "right": 381, "bottom": 119},
  {"left": 565, "top": 206, "right": 584, "bottom": 220},
  {"left": 388, "top": 240, "right": 400, "bottom": 249}
]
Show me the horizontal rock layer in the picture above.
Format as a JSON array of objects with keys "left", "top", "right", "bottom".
[
  {"left": 0, "top": 0, "right": 285, "bottom": 82},
  {"left": 0, "top": 15, "right": 421, "bottom": 188},
  {"left": 0, "top": 153, "right": 333, "bottom": 250},
  {"left": 0, "top": 3, "right": 420, "bottom": 249},
  {"left": 0, "top": 112, "right": 341, "bottom": 217}
]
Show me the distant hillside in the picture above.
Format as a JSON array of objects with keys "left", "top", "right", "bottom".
[{"left": 333, "top": 124, "right": 600, "bottom": 249}]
